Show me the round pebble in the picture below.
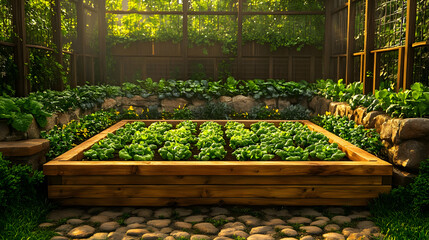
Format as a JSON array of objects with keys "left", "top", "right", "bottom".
[
  {"left": 331, "top": 216, "right": 351, "bottom": 225},
  {"left": 322, "top": 232, "right": 345, "bottom": 240},
  {"left": 299, "top": 226, "right": 323, "bottom": 235},
  {"left": 287, "top": 217, "right": 312, "bottom": 224},
  {"left": 281, "top": 228, "right": 298, "bottom": 237},
  {"left": 324, "top": 224, "right": 341, "bottom": 232},
  {"left": 99, "top": 222, "right": 120, "bottom": 232}
]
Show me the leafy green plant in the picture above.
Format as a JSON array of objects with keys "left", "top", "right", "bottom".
[
  {"left": 314, "top": 114, "right": 384, "bottom": 156},
  {"left": 0, "top": 153, "right": 44, "bottom": 209},
  {"left": 280, "top": 104, "right": 311, "bottom": 120}
]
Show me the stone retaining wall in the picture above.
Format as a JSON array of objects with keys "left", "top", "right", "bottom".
[
  {"left": 309, "top": 96, "right": 429, "bottom": 186},
  {"left": 0, "top": 95, "right": 307, "bottom": 142}
]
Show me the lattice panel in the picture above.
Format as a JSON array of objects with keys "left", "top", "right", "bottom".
[
  {"left": 25, "top": 0, "right": 54, "bottom": 47},
  {"left": 379, "top": 50, "right": 399, "bottom": 89},
  {"left": 61, "top": 0, "right": 77, "bottom": 51},
  {"left": 413, "top": 46, "right": 429, "bottom": 86},
  {"left": 354, "top": 0, "right": 366, "bottom": 52},
  {"left": 375, "top": 0, "right": 406, "bottom": 49},
  {"left": 416, "top": 0, "right": 429, "bottom": 42},
  {"left": 332, "top": 7, "right": 347, "bottom": 54},
  {"left": 0, "top": 0, "right": 13, "bottom": 42}
]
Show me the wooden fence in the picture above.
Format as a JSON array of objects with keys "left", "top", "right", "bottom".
[
  {"left": 1, "top": 0, "right": 427, "bottom": 97},
  {"left": 326, "top": 0, "right": 429, "bottom": 94}
]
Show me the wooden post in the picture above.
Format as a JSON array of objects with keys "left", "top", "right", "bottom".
[
  {"left": 70, "top": 53, "right": 77, "bottom": 88},
  {"left": 322, "top": 0, "right": 332, "bottom": 79},
  {"left": 76, "top": 0, "right": 86, "bottom": 85},
  {"left": 372, "top": 52, "right": 380, "bottom": 93},
  {"left": 182, "top": 0, "right": 189, "bottom": 80},
  {"left": 396, "top": 47, "right": 405, "bottom": 92},
  {"left": 403, "top": 0, "right": 416, "bottom": 90},
  {"left": 362, "top": 0, "right": 375, "bottom": 94},
  {"left": 288, "top": 56, "right": 293, "bottom": 81},
  {"left": 51, "top": 0, "right": 64, "bottom": 91},
  {"left": 11, "top": 0, "right": 29, "bottom": 96},
  {"left": 345, "top": 0, "right": 356, "bottom": 84},
  {"left": 98, "top": 0, "right": 107, "bottom": 84},
  {"left": 269, "top": 56, "right": 273, "bottom": 79},
  {"left": 237, "top": 0, "right": 243, "bottom": 80},
  {"left": 337, "top": 56, "right": 340, "bottom": 80},
  {"left": 310, "top": 56, "right": 315, "bottom": 81}
]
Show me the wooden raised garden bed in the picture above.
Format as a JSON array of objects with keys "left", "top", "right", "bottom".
[{"left": 43, "top": 120, "right": 392, "bottom": 206}]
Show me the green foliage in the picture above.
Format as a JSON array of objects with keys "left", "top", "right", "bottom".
[
  {"left": 192, "top": 102, "right": 233, "bottom": 120},
  {"left": 280, "top": 104, "right": 311, "bottom": 120},
  {"left": 0, "top": 153, "right": 44, "bottom": 209},
  {"left": 370, "top": 159, "right": 429, "bottom": 239},
  {"left": 315, "top": 79, "right": 429, "bottom": 118},
  {"left": 0, "top": 97, "right": 50, "bottom": 132},
  {"left": 41, "top": 110, "right": 120, "bottom": 160},
  {"left": 314, "top": 114, "right": 384, "bottom": 156}
]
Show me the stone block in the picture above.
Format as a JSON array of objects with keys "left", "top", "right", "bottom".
[
  {"left": 363, "top": 111, "right": 385, "bottom": 129},
  {"left": 161, "top": 98, "right": 188, "bottom": 112},
  {"left": 101, "top": 98, "right": 117, "bottom": 110},
  {"left": 393, "top": 167, "right": 416, "bottom": 186},
  {"left": 374, "top": 114, "right": 391, "bottom": 133},
  {"left": 0, "top": 120, "right": 10, "bottom": 141},
  {"left": 398, "top": 118, "right": 429, "bottom": 140},
  {"left": 393, "top": 140, "right": 429, "bottom": 172},
  {"left": 231, "top": 95, "right": 256, "bottom": 113},
  {"left": 26, "top": 118, "right": 40, "bottom": 139}
]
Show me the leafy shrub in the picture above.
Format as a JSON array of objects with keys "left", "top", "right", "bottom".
[
  {"left": 192, "top": 102, "right": 233, "bottom": 120},
  {"left": 249, "top": 105, "right": 281, "bottom": 120},
  {"left": 280, "top": 104, "right": 311, "bottom": 120},
  {"left": 0, "top": 153, "right": 44, "bottom": 209},
  {"left": 314, "top": 114, "right": 384, "bottom": 156}
]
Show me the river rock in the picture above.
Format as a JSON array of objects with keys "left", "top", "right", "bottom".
[
  {"left": 232, "top": 95, "right": 257, "bottom": 112},
  {"left": 393, "top": 140, "right": 429, "bottom": 171},
  {"left": 193, "top": 222, "right": 219, "bottom": 234},
  {"left": 398, "top": 118, "right": 429, "bottom": 140},
  {"left": 67, "top": 225, "right": 95, "bottom": 238}
]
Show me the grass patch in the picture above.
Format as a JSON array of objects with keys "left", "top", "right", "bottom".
[
  {"left": 206, "top": 218, "right": 229, "bottom": 228},
  {"left": 0, "top": 196, "right": 56, "bottom": 240},
  {"left": 116, "top": 213, "right": 131, "bottom": 226},
  {"left": 370, "top": 194, "right": 429, "bottom": 240}
]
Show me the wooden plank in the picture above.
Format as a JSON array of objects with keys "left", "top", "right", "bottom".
[
  {"left": 403, "top": 0, "right": 417, "bottom": 90},
  {"left": 237, "top": 0, "right": 243, "bottom": 79},
  {"left": 345, "top": 0, "right": 356, "bottom": 84},
  {"left": 54, "top": 133, "right": 108, "bottom": 161},
  {"left": 57, "top": 197, "right": 371, "bottom": 206},
  {"left": 11, "top": 0, "right": 29, "bottom": 97},
  {"left": 412, "top": 41, "right": 429, "bottom": 47},
  {"left": 362, "top": 0, "right": 375, "bottom": 94},
  {"left": 76, "top": 0, "right": 86, "bottom": 85},
  {"left": 370, "top": 46, "right": 404, "bottom": 53},
  {"left": 372, "top": 52, "right": 380, "bottom": 93},
  {"left": 323, "top": 0, "right": 332, "bottom": 79},
  {"left": 98, "top": 0, "right": 107, "bottom": 84},
  {"left": 51, "top": 0, "right": 64, "bottom": 91},
  {"left": 49, "top": 185, "right": 391, "bottom": 199},
  {"left": 0, "top": 139, "right": 50, "bottom": 157},
  {"left": 61, "top": 175, "right": 383, "bottom": 185},
  {"left": 43, "top": 161, "right": 392, "bottom": 176},
  {"left": 396, "top": 47, "right": 405, "bottom": 92},
  {"left": 182, "top": 0, "right": 188, "bottom": 79}
]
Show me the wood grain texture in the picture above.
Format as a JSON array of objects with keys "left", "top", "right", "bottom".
[
  {"left": 48, "top": 185, "right": 390, "bottom": 199},
  {"left": 0, "top": 139, "right": 50, "bottom": 156},
  {"left": 43, "top": 160, "right": 392, "bottom": 176},
  {"left": 60, "top": 175, "right": 383, "bottom": 185},
  {"left": 57, "top": 197, "right": 371, "bottom": 206}
]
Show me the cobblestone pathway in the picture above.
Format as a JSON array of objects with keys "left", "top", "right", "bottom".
[{"left": 40, "top": 206, "right": 382, "bottom": 240}]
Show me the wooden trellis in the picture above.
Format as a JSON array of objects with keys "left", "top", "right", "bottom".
[{"left": 1, "top": 0, "right": 427, "bottom": 97}]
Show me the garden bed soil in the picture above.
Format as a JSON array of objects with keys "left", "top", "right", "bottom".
[{"left": 44, "top": 120, "right": 392, "bottom": 206}]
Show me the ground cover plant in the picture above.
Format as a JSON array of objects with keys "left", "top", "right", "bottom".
[
  {"left": 313, "top": 113, "right": 384, "bottom": 157},
  {"left": 370, "top": 159, "right": 429, "bottom": 239},
  {"left": 314, "top": 79, "right": 429, "bottom": 118},
  {"left": 0, "top": 153, "right": 54, "bottom": 240},
  {"left": 82, "top": 120, "right": 346, "bottom": 162}
]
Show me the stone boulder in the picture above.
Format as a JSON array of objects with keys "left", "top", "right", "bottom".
[
  {"left": 101, "top": 98, "right": 117, "bottom": 110},
  {"left": 363, "top": 111, "right": 385, "bottom": 129},
  {"left": 320, "top": 98, "right": 332, "bottom": 116},
  {"left": 308, "top": 96, "right": 321, "bottom": 113},
  {"left": 374, "top": 114, "right": 391, "bottom": 133},
  {"left": 393, "top": 167, "right": 417, "bottom": 186},
  {"left": 353, "top": 107, "right": 367, "bottom": 125},
  {"left": 329, "top": 102, "right": 342, "bottom": 115},
  {"left": 398, "top": 118, "right": 429, "bottom": 140},
  {"left": 26, "top": 119, "right": 40, "bottom": 139},
  {"left": 42, "top": 113, "right": 58, "bottom": 132},
  {"left": 263, "top": 98, "right": 277, "bottom": 108},
  {"left": 0, "top": 120, "right": 10, "bottom": 141},
  {"left": 380, "top": 119, "right": 402, "bottom": 143},
  {"left": 161, "top": 98, "right": 188, "bottom": 112},
  {"left": 393, "top": 140, "right": 429, "bottom": 172},
  {"left": 278, "top": 99, "right": 291, "bottom": 109},
  {"left": 231, "top": 95, "right": 256, "bottom": 113}
]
